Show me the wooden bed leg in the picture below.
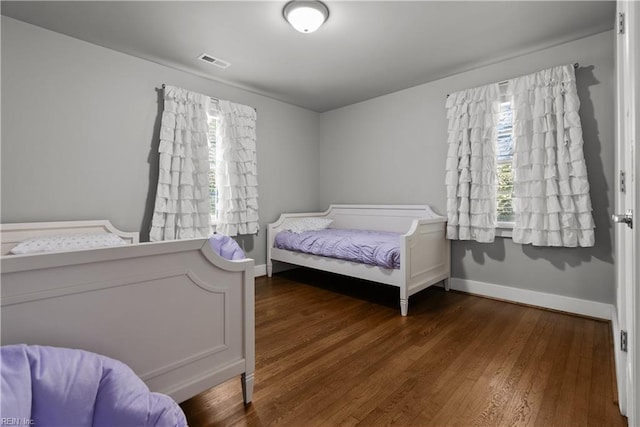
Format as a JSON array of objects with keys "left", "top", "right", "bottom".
[
  {"left": 443, "top": 278, "right": 450, "bottom": 291},
  {"left": 400, "top": 298, "right": 409, "bottom": 316},
  {"left": 241, "top": 372, "right": 255, "bottom": 404},
  {"left": 267, "top": 263, "right": 273, "bottom": 278}
]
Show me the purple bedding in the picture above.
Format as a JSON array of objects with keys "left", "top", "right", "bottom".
[
  {"left": 0, "top": 344, "right": 187, "bottom": 427},
  {"left": 209, "top": 234, "right": 245, "bottom": 260},
  {"left": 274, "top": 228, "right": 401, "bottom": 269}
]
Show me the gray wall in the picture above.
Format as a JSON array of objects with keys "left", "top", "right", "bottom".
[
  {"left": 319, "top": 31, "right": 615, "bottom": 304},
  {"left": 1, "top": 17, "right": 616, "bottom": 304},
  {"left": 1, "top": 17, "right": 321, "bottom": 264}
]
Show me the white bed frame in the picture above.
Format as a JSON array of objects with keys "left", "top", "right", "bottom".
[
  {"left": 0, "top": 220, "right": 255, "bottom": 404},
  {"left": 267, "top": 205, "right": 450, "bottom": 316}
]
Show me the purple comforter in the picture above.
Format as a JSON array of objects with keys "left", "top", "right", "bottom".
[
  {"left": 0, "top": 344, "right": 187, "bottom": 427},
  {"left": 274, "top": 228, "right": 401, "bottom": 269}
]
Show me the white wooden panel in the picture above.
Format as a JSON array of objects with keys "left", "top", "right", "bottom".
[
  {"left": 271, "top": 247, "right": 403, "bottom": 286},
  {"left": 0, "top": 221, "right": 255, "bottom": 404},
  {"left": 328, "top": 204, "right": 443, "bottom": 233}
]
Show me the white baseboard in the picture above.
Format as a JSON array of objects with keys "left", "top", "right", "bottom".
[
  {"left": 255, "top": 263, "right": 298, "bottom": 278},
  {"left": 255, "top": 265, "right": 621, "bottom": 404},
  {"left": 255, "top": 268, "right": 612, "bottom": 320},
  {"left": 255, "top": 264, "right": 267, "bottom": 278},
  {"left": 449, "top": 278, "right": 612, "bottom": 320}
]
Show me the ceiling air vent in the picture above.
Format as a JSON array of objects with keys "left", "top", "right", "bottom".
[{"left": 197, "top": 53, "right": 230, "bottom": 69}]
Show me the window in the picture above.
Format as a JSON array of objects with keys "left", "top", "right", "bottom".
[
  {"left": 206, "top": 112, "right": 218, "bottom": 234},
  {"left": 496, "top": 99, "right": 515, "bottom": 226}
]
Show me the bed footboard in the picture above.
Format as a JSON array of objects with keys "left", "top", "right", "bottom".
[
  {"left": 400, "top": 218, "right": 450, "bottom": 315},
  {"left": 1, "top": 238, "right": 255, "bottom": 404}
]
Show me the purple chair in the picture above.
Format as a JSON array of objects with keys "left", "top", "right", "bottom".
[{"left": 1, "top": 344, "right": 187, "bottom": 427}]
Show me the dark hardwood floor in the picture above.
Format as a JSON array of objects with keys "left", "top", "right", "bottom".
[{"left": 181, "top": 269, "right": 626, "bottom": 426}]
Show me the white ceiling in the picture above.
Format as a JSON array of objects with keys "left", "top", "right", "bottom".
[{"left": 1, "top": 1, "right": 615, "bottom": 112}]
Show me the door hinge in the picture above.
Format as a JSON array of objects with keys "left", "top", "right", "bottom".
[
  {"left": 620, "top": 170, "right": 626, "bottom": 193},
  {"left": 621, "top": 330, "right": 628, "bottom": 352},
  {"left": 619, "top": 12, "right": 625, "bottom": 35}
]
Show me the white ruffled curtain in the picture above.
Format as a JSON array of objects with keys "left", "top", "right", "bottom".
[
  {"left": 508, "top": 64, "right": 595, "bottom": 247},
  {"left": 445, "top": 83, "right": 500, "bottom": 243},
  {"left": 211, "top": 100, "right": 259, "bottom": 236},
  {"left": 150, "top": 85, "right": 211, "bottom": 241}
]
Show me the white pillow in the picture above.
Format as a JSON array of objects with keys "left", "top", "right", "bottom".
[
  {"left": 281, "top": 217, "right": 333, "bottom": 234},
  {"left": 10, "top": 233, "right": 127, "bottom": 255}
]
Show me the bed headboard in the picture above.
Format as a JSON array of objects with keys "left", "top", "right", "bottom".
[
  {"left": 269, "top": 204, "right": 445, "bottom": 235},
  {"left": 0, "top": 220, "right": 140, "bottom": 256},
  {"left": 324, "top": 204, "right": 445, "bottom": 233}
]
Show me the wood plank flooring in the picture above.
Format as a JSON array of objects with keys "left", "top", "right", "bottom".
[{"left": 180, "top": 269, "right": 626, "bottom": 426}]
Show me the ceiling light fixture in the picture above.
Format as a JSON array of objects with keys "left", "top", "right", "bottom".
[{"left": 283, "top": 0, "right": 329, "bottom": 34}]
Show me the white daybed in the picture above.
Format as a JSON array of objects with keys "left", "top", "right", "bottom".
[
  {"left": 267, "top": 205, "right": 450, "bottom": 316},
  {"left": 0, "top": 220, "right": 255, "bottom": 404}
]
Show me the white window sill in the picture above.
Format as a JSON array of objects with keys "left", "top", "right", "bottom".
[{"left": 496, "top": 222, "right": 514, "bottom": 238}]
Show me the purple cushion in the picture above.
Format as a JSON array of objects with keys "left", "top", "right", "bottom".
[
  {"left": 0, "top": 345, "right": 187, "bottom": 427},
  {"left": 209, "top": 234, "right": 245, "bottom": 260}
]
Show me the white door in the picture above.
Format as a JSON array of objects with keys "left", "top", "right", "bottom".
[{"left": 614, "top": 0, "right": 638, "bottom": 423}]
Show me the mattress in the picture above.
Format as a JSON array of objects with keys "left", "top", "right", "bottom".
[{"left": 274, "top": 228, "right": 401, "bottom": 269}]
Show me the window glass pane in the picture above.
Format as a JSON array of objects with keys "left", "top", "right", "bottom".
[
  {"left": 207, "top": 114, "right": 217, "bottom": 227},
  {"left": 497, "top": 101, "right": 513, "bottom": 162},
  {"left": 496, "top": 100, "right": 514, "bottom": 223}
]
